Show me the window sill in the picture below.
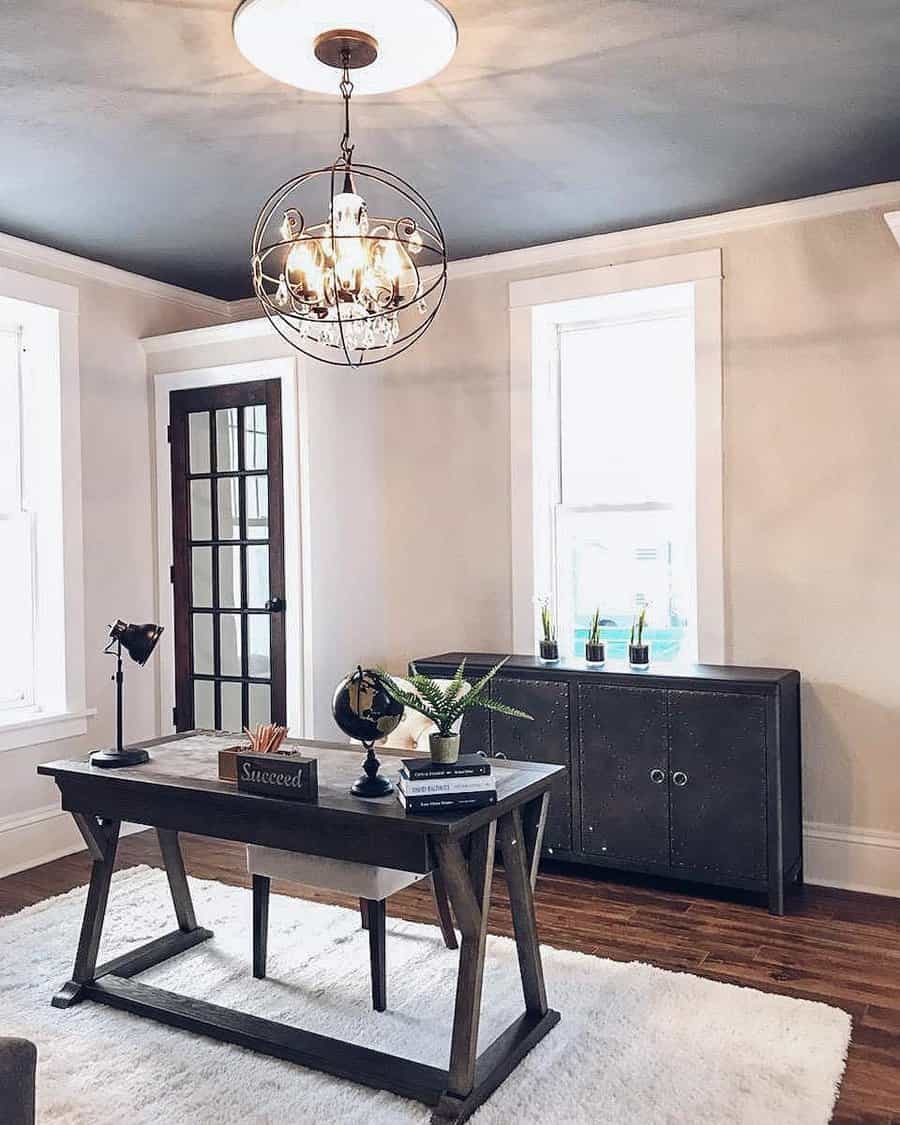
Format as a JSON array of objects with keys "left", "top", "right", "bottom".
[{"left": 0, "top": 707, "right": 97, "bottom": 752}]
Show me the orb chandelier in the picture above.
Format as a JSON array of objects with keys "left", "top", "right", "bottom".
[{"left": 234, "top": 2, "right": 457, "bottom": 367}]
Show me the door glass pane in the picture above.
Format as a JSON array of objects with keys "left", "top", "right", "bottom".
[
  {"left": 245, "top": 404, "right": 267, "bottom": 470},
  {"left": 217, "top": 478, "right": 241, "bottom": 540},
  {"left": 247, "top": 614, "right": 270, "bottom": 678},
  {"left": 215, "top": 408, "right": 239, "bottom": 472},
  {"left": 192, "top": 613, "right": 213, "bottom": 675},
  {"left": 190, "top": 480, "right": 212, "bottom": 540},
  {"left": 247, "top": 545, "right": 269, "bottom": 608},
  {"left": 245, "top": 476, "right": 268, "bottom": 540},
  {"left": 248, "top": 683, "right": 271, "bottom": 729},
  {"left": 191, "top": 547, "right": 213, "bottom": 607},
  {"left": 194, "top": 679, "right": 214, "bottom": 728},
  {"left": 189, "top": 412, "right": 210, "bottom": 473},
  {"left": 221, "top": 680, "right": 243, "bottom": 732},
  {"left": 220, "top": 613, "right": 242, "bottom": 677},
  {"left": 218, "top": 545, "right": 241, "bottom": 608}
]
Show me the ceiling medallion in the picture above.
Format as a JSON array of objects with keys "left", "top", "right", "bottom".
[{"left": 234, "top": 1, "right": 457, "bottom": 367}]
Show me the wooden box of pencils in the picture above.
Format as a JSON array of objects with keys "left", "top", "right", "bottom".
[{"left": 217, "top": 724, "right": 289, "bottom": 783}]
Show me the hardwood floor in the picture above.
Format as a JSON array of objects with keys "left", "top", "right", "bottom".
[{"left": 2, "top": 831, "right": 897, "bottom": 1123}]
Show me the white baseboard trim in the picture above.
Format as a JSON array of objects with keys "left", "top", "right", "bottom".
[
  {"left": 2, "top": 804, "right": 897, "bottom": 898},
  {"left": 0, "top": 803, "right": 148, "bottom": 879},
  {"left": 803, "top": 820, "right": 900, "bottom": 898}
]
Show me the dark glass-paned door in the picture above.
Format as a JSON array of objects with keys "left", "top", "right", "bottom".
[{"left": 170, "top": 379, "right": 286, "bottom": 732}]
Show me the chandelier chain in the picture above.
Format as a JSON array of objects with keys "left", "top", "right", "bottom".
[{"left": 339, "top": 55, "right": 354, "bottom": 166}]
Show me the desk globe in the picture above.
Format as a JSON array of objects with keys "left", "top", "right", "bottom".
[{"left": 332, "top": 667, "right": 403, "bottom": 797}]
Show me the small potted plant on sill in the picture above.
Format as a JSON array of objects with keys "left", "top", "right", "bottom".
[
  {"left": 584, "top": 608, "right": 606, "bottom": 666},
  {"left": 629, "top": 606, "right": 650, "bottom": 668},
  {"left": 537, "top": 595, "right": 559, "bottom": 662},
  {"left": 380, "top": 658, "right": 533, "bottom": 764}
]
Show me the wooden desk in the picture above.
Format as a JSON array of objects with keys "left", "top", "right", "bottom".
[{"left": 38, "top": 733, "right": 563, "bottom": 1124}]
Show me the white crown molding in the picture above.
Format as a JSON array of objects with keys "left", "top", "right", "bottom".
[
  {"left": 884, "top": 211, "right": 900, "bottom": 249},
  {"left": 226, "top": 296, "right": 265, "bottom": 320},
  {"left": 0, "top": 229, "right": 229, "bottom": 316},
  {"left": 142, "top": 314, "right": 276, "bottom": 356},
  {"left": 449, "top": 181, "right": 900, "bottom": 280},
  {"left": 5, "top": 183, "right": 899, "bottom": 319}
]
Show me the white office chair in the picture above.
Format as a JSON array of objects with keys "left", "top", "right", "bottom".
[{"left": 247, "top": 678, "right": 462, "bottom": 1012}]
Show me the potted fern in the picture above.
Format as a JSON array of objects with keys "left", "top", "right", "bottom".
[
  {"left": 536, "top": 595, "right": 559, "bottom": 662},
  {"left": 380, "top": 658, "right": 532, "bottom": 764},
  {"left": 629, "top": 606, "right": 650, "bottom": 668},
  {"left": 585, "top": 608, "right": 606, "bottom": 666}
]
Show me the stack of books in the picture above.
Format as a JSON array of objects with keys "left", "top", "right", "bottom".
[{"left": 397, "top": 754, "right": 496, "bottom": 814}]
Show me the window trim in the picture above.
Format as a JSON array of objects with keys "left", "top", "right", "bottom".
[
  {"left": 0, "top": 265, "right": 90, "bottom": 750},
  {"left": 508, "top": 249, "right": 725, "bottom": 663}
]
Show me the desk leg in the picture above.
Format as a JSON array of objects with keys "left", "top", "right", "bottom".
[
  {"left": 520, "top": 793, "right": 550, "bottom": 890},
  {"left": 498, "top": 808, "right": 548, "bottom": 1016},
  {"left": 432, "top": 822, "right": 496, "bottom": 1120},
  {"left": 53, "top": 818, "right": 121, "bottom": 1008},
  {"left": 52, "top": 816, "right": 213, "bottom": 1011},
  {"left": 157, "top": 828, "right": 198, "bottom": 931}
]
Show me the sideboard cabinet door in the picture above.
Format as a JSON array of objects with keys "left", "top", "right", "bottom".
[
  {"left": 578, "top": 684, "right": 670, "bottom": 866},
  {"left": 490, "top": 677, "right": 572, "bottom": 852},
  {"left": 668, "top": 690, "right": 768, "bottom": 880}
]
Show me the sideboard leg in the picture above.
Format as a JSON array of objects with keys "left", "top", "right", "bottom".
[
  {"left": 768, "top": 877, "right": 785, "bottom": 916},
  {"left": 53, "top": 817, "right": 121, "bottom": 1007}
]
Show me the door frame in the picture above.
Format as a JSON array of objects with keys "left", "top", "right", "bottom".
[{"left": 152, "top": 357, "right": 312, "bottom": 737}]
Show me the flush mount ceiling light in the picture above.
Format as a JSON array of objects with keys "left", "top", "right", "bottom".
[
  {"left": 234, "top": 1, "right": 456, "bottom": 367},
  {"left": 233, "top": 0, "right": 458, "bottom": 96}
]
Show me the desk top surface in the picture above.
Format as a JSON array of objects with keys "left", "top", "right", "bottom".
[{"left": 38, "top": 732, "right": 562, "bottom": 838}]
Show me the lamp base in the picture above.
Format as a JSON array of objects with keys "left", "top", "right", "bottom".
[{"left": 90, "top": 747, "right": 151, "bottom": 769}]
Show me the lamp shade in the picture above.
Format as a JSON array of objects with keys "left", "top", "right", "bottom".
[{"left": 110, "top": 620, "right": 163, "bottom": 666}]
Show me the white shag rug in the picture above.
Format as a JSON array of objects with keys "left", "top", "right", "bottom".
[{"left": 0, "top": 866, "right": 850, "bottom": 1124}]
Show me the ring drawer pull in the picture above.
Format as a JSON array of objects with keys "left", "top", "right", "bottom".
[
  {"left": 494, "top": 752, "right": 508, "bottom": 760},
  {"left": 672, "top": 770, "right": 688, "bottom": 787},
  {"left": 649, "top": 768, "right": 665, "bottom": 784}
]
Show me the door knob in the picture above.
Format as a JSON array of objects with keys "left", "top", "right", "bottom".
[
  {"left": 672, "top": 770, "right": 688, "bottom": 787},
  {"left": 649, "top": 768, "right": 665, "bottom": 784},
  {"left": 265, "top": 596, "right": 285, "bottom": 612}
]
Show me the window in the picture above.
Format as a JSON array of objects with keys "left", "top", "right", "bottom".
[
  {"left": 551, "top": 285, "right": 696, "bottom": 662},
  {"left": 509, "top": 250, "right": 724, "bottom": 664},
  {"left": 0, "top": 275, "right": 88, "bottom": 748},
  {"left": 0, "top": 327, "right": 37, "bottom": 708}
]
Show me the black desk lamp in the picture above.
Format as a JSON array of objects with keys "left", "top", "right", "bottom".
[{"left": 90, "top": 620, "right": 163, "bottom": 768}]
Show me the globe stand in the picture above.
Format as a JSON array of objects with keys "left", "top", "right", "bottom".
[{"left": 351, "top": 741, "right": 394, "bottom": 799}]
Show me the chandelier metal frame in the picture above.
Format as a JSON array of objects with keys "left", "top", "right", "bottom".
[{"left": 250, "top": 40, "right": 448, "bottom": 368}]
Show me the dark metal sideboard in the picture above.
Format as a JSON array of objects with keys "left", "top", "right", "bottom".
[{"left": 413, "top": 653, "right": 802, "bottom": 914}]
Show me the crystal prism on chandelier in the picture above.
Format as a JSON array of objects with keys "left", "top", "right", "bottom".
[{"left": 244, "top": 18, "right": 452, "bottom": 367}]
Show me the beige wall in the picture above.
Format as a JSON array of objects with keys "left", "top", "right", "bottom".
[
  {"left": 0, "top": 251, "right": 227, "bottom": 874},
  {"left": 5, "top": 188, "right": 898, "bottom": 891},
  {"left": 376, "top": 200, "right": 900, "bottom": 871}
]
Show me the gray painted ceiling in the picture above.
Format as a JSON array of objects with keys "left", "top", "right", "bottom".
[{"left": 2, "top": 1, "right": 900, "bottom": 300}]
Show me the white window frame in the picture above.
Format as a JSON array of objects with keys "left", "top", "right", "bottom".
[
  {"left": 151, "top": 357, "right": 312, "bottom": 738},
  {"left": 509, "top": 249, "right": 725, "bottom": 663},
  {"left": 0, "top": 265, "right": 91, "bottom": 750}
]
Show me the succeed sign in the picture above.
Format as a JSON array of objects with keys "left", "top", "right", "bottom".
[{"left": 236, "top": 752, "right": 318, "bottom": 802}]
